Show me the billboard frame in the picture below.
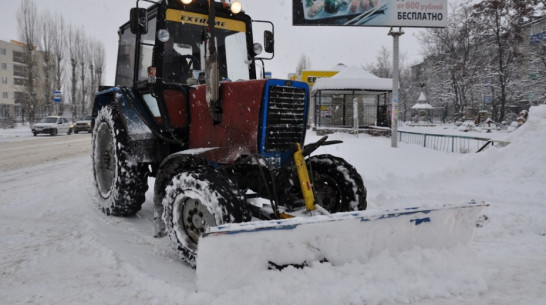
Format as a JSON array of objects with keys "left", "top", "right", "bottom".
[{"left": 293, "top": 0, "right": 448, "bottom": 28}]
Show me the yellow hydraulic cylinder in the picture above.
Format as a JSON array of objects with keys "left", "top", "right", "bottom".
[{"left": 293, "top": 143, "right": 316, "bottom": 212}]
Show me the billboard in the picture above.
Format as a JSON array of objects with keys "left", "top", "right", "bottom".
[{"left": 293, "top": 0, "right": 448, "bottom": 28}]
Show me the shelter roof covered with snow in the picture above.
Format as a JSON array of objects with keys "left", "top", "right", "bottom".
[
  {"left": 312, "top": 66, "right": 392, "bottom": 93},
  {"left": 412, "top": 103, "right": 434, "bottom": 109},
  {"left": 412, "top": 92, "right": 433, "bottom": 109}
]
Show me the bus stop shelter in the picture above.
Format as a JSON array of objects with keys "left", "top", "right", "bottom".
[{"left": 311, "top": 66, "right": 392, "bottom": 128}]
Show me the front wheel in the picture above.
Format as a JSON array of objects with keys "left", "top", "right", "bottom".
[
  {"left": 162, "top": 168, "right": 250, "bottom": 267},
  {"left": 308, "top": 154, "right": 367, "bottom": 212},
  {"left": 92, "top": 105, "right": 149, "bottom": 216}
]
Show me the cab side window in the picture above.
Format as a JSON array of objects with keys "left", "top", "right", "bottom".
[{"left": 115, "top": 26, "right": 137, "bottom": 87}]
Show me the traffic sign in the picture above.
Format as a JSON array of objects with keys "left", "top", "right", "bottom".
[{"left": 53, "top": 90, "right": 61, "bottom": 103}]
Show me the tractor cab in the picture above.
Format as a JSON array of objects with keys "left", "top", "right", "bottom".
[
  {"left": 116, "top": 0, "right": 273, "bottom": 88},
  {"left": 111, "top": 0, "right": 274, "bottom": 139}
]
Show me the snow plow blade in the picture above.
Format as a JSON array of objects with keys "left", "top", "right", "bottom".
[{"left": 196, "top": 201, "right": 487, "bottom": 292}]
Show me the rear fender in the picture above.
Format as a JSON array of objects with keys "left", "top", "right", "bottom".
[
  {"left": 94, "top": 87, "right": 156, "bottom": 162},
  {"left": 96, "top": 87, "right": 155, "bottom": 141}
]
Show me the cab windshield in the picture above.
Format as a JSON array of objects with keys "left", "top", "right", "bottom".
[{"left": 161, "top": 10, "right": 250, "bottom": 84}]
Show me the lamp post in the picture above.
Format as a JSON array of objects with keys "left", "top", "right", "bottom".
[{"left": 389, "top": 27, "right": 404, "bottom": 148}]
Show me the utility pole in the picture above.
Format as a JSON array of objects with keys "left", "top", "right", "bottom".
[{"left": 389, "top": 27, "right": 404, "bottom": 148}]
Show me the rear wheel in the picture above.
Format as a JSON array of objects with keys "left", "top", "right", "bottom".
[
  {"left": 162, "top": 168, "right": 250, "bottom": 267},
  {"left": 92, "top": 105, "right": 149, "bottom": 216},
  {"left": 308, "top": 154, "right": 367, "bottom": 212},
  {"left": 50, "top": 129, "right": 57, "bottom": 136}
]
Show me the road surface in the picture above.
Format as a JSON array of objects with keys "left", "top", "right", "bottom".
[{"left": 0, "top": 134, "right": 91, "bottom": 172}]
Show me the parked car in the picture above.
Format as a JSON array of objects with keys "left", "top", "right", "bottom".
[
  {"left": 31, "top": 116, "right": 72, "bottom": 136},
  {"left": 71, "top": 115, "right": 93, "bottom": 133}
]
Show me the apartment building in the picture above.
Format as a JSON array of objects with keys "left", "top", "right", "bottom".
[
  {"left": 0, "top": 40, "right": 25, "bottom": 120},
  {"left": 524, "top": 16, "right": 546, "bottom": 105}
]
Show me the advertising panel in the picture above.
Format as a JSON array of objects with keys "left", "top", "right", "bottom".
[
  {"left": 301, "top": 70, "right": 339, "bottom": 86},
  {"left": 293, "top": 0, "right": 448, "bottom": 28}
]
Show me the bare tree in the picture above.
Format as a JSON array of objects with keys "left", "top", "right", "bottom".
[
  {"left": 52, "top": 14, "right": 66, "bottom": 114},
  {"left": 16, "top": 0, "right": 109, "bottom": 121},
  {"left": 419, "top": 1, "right": 487, "bottom": 119},
  {"left": 364, "top": 46, "right": 393, "bottom": 78},
  {"left": 68, "top": 26, "right": 84, "bottom": 120},
  {"left": 364, "top": 45, "right": 413, "bottom": 121},
  {"left": 79, "top": 33, "right": 88, "bottom": 118},
  {"left": 87, "top": 39, "right": 105, "bottom": 114},
  {"left": 296, "top": 54, "right": 311, "bottom": 75},
  {"left": 39, "top": 11, "right": 57, "bottom": 115},
  {"left": 16, "top": 0, "right": 40, "bottom": 124},
  {"left": 472, "top": 0, "right": 540, "bottom": 121}
]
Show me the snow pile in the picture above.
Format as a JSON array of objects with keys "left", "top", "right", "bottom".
[
  {"left": 0, "top": 123, "right": 31, "bottom": 142},
  {"left": 193, "top": 246, "right": 487, "bottom": 305}
]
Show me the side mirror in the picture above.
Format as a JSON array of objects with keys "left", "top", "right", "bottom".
[
  {"left": 130, "top": 8, "right": 148, "bottom": 34},
  {"left": 264, "top": 30, "right": 274, "bottom": 53}
]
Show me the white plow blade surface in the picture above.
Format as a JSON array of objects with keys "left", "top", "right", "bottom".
[{"left": 196, "top": 201, "right": 487, "bottom": 292}]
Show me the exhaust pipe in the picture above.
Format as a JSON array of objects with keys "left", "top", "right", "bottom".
[{"left": 205, "top": 0, "right": 222, "bottom": 124}]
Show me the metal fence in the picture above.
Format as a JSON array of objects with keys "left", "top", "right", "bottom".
[{"left": 397, "top": 130, "right": 496, "bottom": 153}]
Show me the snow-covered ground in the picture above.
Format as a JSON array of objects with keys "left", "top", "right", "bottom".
[{"left": 1, "top": 106, "right": 545, "bottom": 305}]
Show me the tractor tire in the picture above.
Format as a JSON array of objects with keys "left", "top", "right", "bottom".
[
  {"left": 92, "top": 105, "right": 149, "bottom": 216},
  {"left": 162, "top": 168, "right": 250, "bottom": 267},
  {"left": 308, "top": 154, "right": 367, "bottom": 212}
]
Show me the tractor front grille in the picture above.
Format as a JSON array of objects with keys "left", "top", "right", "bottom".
[{"left": 264, "top": 85, "right": 307, "bottom": 152}]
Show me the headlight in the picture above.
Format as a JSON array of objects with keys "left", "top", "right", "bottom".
[
  {"left": 253, "top": 43, "right": 263, "bottom": 56},
  {"left": 230, "top": 1, "right": 242, "bottom": 14},
  {"left": 157, "top": 29, "right": 170, "bottom": 42}
]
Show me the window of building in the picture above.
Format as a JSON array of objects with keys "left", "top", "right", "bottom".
[
  {"left": 14, "top": 104, "right": 22, "bottom": 119},
  {"left": 14, "top": 78, "right": 26, "bottom": 86},
  {"left": 14, "top": 65, "right": 27, "bottom": 77},
  {"left": 14, "top": 91, "right": 25, "bottom": 103},
  {"left": 1, "top": 63, "right": 7, "bottom": 70},
  {"left": 0, "top": 48, "right": 6, "bottom": 55},
  {"left": 1, "top": 77, "right": 8, "bottom": 84},
  {"left": 12, "top": 51, "right": 24, "bottom": 63},
  {"left": 0, "top": 104, "right": 9, "bottom": 117},
  {"left": 2, "top": 92, "right": 8, "bottom": 99}
]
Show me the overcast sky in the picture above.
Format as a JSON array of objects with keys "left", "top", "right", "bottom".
[{"left": 0, "top": 0, "right": 435, "bottom": 85}]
